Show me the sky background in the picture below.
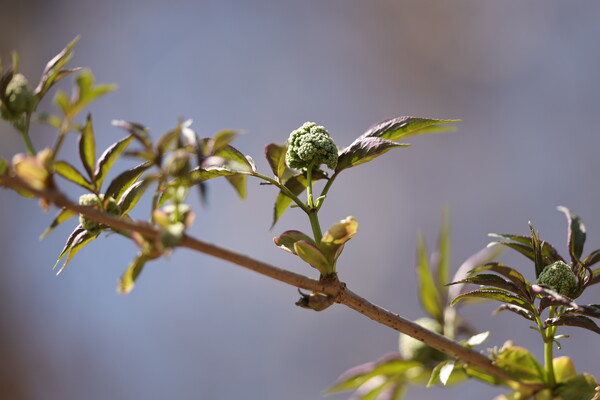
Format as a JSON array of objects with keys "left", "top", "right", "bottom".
[{"left": 1, "top": 1, "right": 600, "bottom": 399}]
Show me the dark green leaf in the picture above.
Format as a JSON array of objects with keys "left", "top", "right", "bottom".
[
  {"left": 265, "top": 142, "right": 291, "bottom": 180},
  {"left": 530, "top": 224, "right": 546, "bottom": 279},
  {"left": 104, "top": 161, "right": 152, "bottom": 203},
  {"left": 493, "top": 304, "right": 535, "bottom": 321},
  {"left": 565, "top": 304, "right": 600, "bottom": 319},
  {"left": 558, "top": 206, "right": 587, "bottom": 263},
  {"left": 34, "top": 36, "right": 81, "bottom": 98},
  {"left": 118, "top": 253, "right": 149, "bottom": 294},
  {"left": 468, "top": 263, "right": 532, "bottom": 301},
  {"left": 450, "top": 274, "right": 524, "bottom": 298},
  {"left": 554, "top": 373, "right": 599, "bottom": 400},
  {"left": 40, "top": 208, "right": 77, "bottom": 239},
  {"left": 112, "top": 120, "right": 153, "bottom": 151},
  {"left": 54, "top": 160, "right": 94, "bottom": 191},
  {"left": 489, "top": 233, "right": 563, "bottom": 264},
  {"left": 336, "top": 137, "right": 409, "bottom": 172},
  {"left": 294, "top": 240, "right": 332, "bottom": 274},
  {"left": 546, "top": 315, "right": 600, "bottom": 334},
  {"left": 493, "top": 345, "right": 545, "bottom": 383},
  {"left": 225, "top": 174, "right": 247, "bottom": 199},
  {"left": 94, "top": 135, "right": 134, "bottom": 188},
  {"left": 451, "top": 288, "right": 536, "bottom": 314},
  {"left": 416, "top": 233, "right": 443, "bottom": 321},
  {"left": 118, "top": 178, "right": 153, "bottom": 215},
  {"left": 360, "top": 117, "right": 459, "bottom": 142},
  {"left": 79, "top": 113, "right": 96, "bottom": 184}
]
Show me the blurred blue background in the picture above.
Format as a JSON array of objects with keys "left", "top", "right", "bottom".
[{"left": 1, "top": 1, "right": 600, "bottom": 399}]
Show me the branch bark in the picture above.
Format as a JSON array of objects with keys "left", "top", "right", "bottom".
[{"left": 0, "top": 173, "right": 542, "bottom": 391}]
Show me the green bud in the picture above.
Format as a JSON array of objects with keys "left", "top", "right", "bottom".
[
  {"left": 399, "top": 317, "right": 448, "bottom": 366},
  {"left": 285, "top": 122, "right": 338, "bottom": 170},
  {"left": 537, "top": 261, "right": 578, "bottom": 298},
  {"left": 4, "top": 73, "right": 35, "bottom": 116},
  {"left": 78, "top": 194, "right": 121, "bottom": 232}
]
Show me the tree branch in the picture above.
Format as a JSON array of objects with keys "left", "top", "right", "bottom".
[{"left": 0, "top": 173, "right": 542, "bottom": 391}]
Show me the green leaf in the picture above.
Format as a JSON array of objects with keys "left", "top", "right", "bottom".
[
  {"left": 416, "top": 233, "right": 443, "bottom": 321},
  {"left": 558, "top": 206, "right": 587, "bottom": 263},
  {"left": 360, "top": 117, "right": 459, "bottom": 141},
  {"left": 553, "top": 356, "right": 577, "bottom": 384},
  {"left": 155, "top": 128, "right": 180, "bottom": 159},
  {"left": 94, "top": 135, "right": 134, "bottom": 188},
  {"left": 118, "top": 253, "right": 149, "bottom": 294},
  {"left": 468, "top": 263, "right": 532, "bottom": 301},
  {"left": 202, "top": 144, "right": 253, "bottom": 174},
  {"left": 489, "top": 233, "right": 563, "bottom": 264},
  {"left": 53, "top": 229, "right": 98, "bottom": 275},
  {"left": 0, "top": 157, "right": 8, "bottom": 174},
  {"left": 554, "top": 373, "right": 599, "bottom": 400},
  {"left": 35, "top": 36, "right": 81, "bottom": 98},
  {"left": 118, "top": 178, "right": 153, "bottom": 215},
  {"left": 493, "top": 345, "right": 545, "bottom": 383},
  {"left": 428, "top": 360, "right": 456, "bottom": 387},
  {"left": 40, "top": 208, "right": 77, "bottom": 239},
  {"left": 274, "top": 230, "right": 315, "bottom": 254},
  {"left": 79, "top": 113, "right": 96, "bottom": 185},
  {"left": 104, "top": 161, "right": 152, "bottom": 203},
  {"left": 112, "top": 120, "right": 153, "bottom": 151},
  {"left": 546, "top": 315, "right": 600, "bottom": 335},
  {"left": 437, "top": 208, "right": 451, "bottom": 289},
  {"left": 54, "top": 160, "right": 94, "bottom": 191},
  {"left": 336, "top": 137, "right": 409, "bottom": 172},
  {"left": 265, "top": 142, "right": 291, "bottom": 180},
  {"left": 271, "top": 174, "right": 308, "bottom": 228},
  {"left": 451, "top": 288, "right": 536, "bottom": 314},
  {"left": 225, "top": 174, "right": 247, "bottom": 199},
  {"left": 69, "top": 69, "right": 117, "bottom": 118},
  {"left": 294, "top": 240, "right": 332, "bottom": 274},
  {"left": 177, "top": 167, "right": 237, "bottom": 187},
  {"left": 211, "top": 130, "right": 241, "bottom": 153}
]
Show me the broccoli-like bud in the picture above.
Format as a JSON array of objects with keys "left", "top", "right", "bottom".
[
  {"left": 78, "top": 194, "right": 121, "bottom": 232},
  {"left": 3, "top": 73, "right": 35, "bottom": 118},
  {"left": 285, "top": 122, "right": 338, "bottom": 170},
  {"left": 537, "top": 261, "right": 578, "bottom": 297},
  {"left": 399, "top": 317, "right": 448, "bottom": 366}
]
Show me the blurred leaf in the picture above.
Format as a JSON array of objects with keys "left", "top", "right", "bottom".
[
  {"left": 69, "top": 69, "right": 117, "bottom": 118},
  {"left": 553, "top": 357, "right": 577, "bottom": 384},
  {"left": 35, "top": 36, "right": 81, "bottom": 98},
  {"left": 0, "top": 157, "right": 8, "bottom": 174},
  {"left": 558, "top": 206, "right": 586, "bottom": 263},
  {"left": 78, "top": 113, "right": 96, "bottom": 184},
  {"left": 493, "top": 304, "right": 535, "bottom": 322},
  {"left": 104, "top": 161, "right": 152, "bottom": 203},
  {"left": 583, "top": 249, "right": 600, "bottom": 267},
  {"left": 437, "top": 209, "right": 451, "bottom": 289},
  {"left": 494, "top": 345, "right": 544, "bottom": 383},
  {"left": 54, "top": 160, "right": 94, "bottom": 191},
  {"left": 265, "top": 142, "right": 291, "bottom": 181},
  {"left": 118, "top": 178, "right": 153, "bottom": 215},
  {"left": 118, "top": 252, "right": 148, "bottom": 294},
  {"left": 336, "top": 137, "right": 409, "bottom": 172},
  {"left": 428, "top": 360, "right": 456, "bottom": 387},
  {"left": 155, "top": 128, "right": 180, "bottom": 160},
  {"left": 40, "top": 208, "right": 77, "bottom": 239},
  {"left": 416, "top": 233, "right": 443, "bottom": 321},
  {"left": 211, "top": 130, "right": 240, "bottom": 153},
  {"left": 464, "top": 331, "right": 490, "bottom": 347},
  {"left": 225, "top": 174, "right": 247, "bottom": 199},
  {"left": 546, "top": 315, "right": 600, "bottom": 335},
  {"left": 94, "top": 135, "right": 134, "bottom": 188},
  {"left": 294, "top": 240, "right": 332, "bottom": 274},
  {"left": 554, "top": 373, "right": 599, "bottom": 400},
  {"left": 112, "top": 120, "right": 153, "bottom": 151},
  {"left": 177, "top": 167, "right": 237, "bottom": 187},
  {"left": 359, "top": 117, "right": 459, "bottom": 142},
  {"left": 204, "top": 144, "right": 253, "bottom": 173},
  {"left": 451, "top": 288, "right": 536, "bottom": 314},
  {"left": 274, "top": 230, "right": 315, "bottom": 254}
]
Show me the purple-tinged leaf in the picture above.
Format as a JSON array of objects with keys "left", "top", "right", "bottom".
[
  {"left": 274, "top": 230, "right": 315, "bottom": 254},
  {"left": 529, "top": 224, "right": 546, "bottom": 278},
  {"left": 118, "top": 178, "right": 153, "bottom": 215},
  {"left": 35, "top": 36, "right": 80, "bottom": 98},
  {"left": 53, "top": 229, "right": 98, "bottom": 275},
  {"left": 449, "top": 274, "right": 524, "bottom": 298},
  {"left": 94, "top": 135, "right": 134, "bottom": 188},
  {"left": 40, "top": 208, "right": 77, "bottom": 239},
  {"left": 53, "top": 226, "right": 85, "bottom": 264},
  {"left": 104, "top": 161, "right": 152, "bottom": 203},
  {"left": 546, "top": 315, "right": 600, "bottom": 335},
  {"left": 416, "top": 233, "right": 443, "bottom": 321},
  {"left": 565, "top": 304, "right": 600, "bottom": 319},
  {"left": 489, "top": 233, "right": 563, "bottom": 263},
  {"left": 336, "top": 137, "right": 409, "bottom": 173},
  {"left": 532, "top": 285, "right": 577, "bottom": 312},
  {"left": 118, "top": 252, "right": 149, "bottom": 294},
  {"left": 468, "top": 263, "right": 532, "bottom": 301},
  {"left": 54, "top": 160, "right": 94, "bottom": 191},
  {"left": 493, "top": 304, "right": 535, "bottom": 321},
  {"left": 265, "top": 142, "right": 291, "bottom": 180},
  {"left": 293, "top": 240, "right": 332, "bottom": 274},
  {"left": 112, "top": 120, "right": 152, "bottom": 150},
  {"left": 558, "top": 206, "right": 587, "bottom": 263},
  {"left": 321, "top": 216, "right": 358, "bottom": 245},
  {"left": 583, "top": 249, "right": 600, "bottom": 267},
  {"left": 79, "top": 114, "right": 96, "bottom": 185},
  {"left": 450, "top": 288, "right": 536, "bottom": 314},
  {"left": 590, "top": 269, "right": 600, "bottom": 286},
  {"left": 359, "top": 117, "right": 459, "bottom": 142}
]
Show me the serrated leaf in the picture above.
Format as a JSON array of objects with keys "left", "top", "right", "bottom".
[
  {"left": 416, "top": 233, "right": 443, "bottom": 321},
  {"left": 468, "top": 263, "right": 532, "bottom": 301},
  {"left": 450, "top": 288, "right": 535, "bottom": 314},
  {"left": 265, "top": 142, "right": 290, "bottom": 180},
  {"left": 104, "top": 161, "right": 152, "bottom": 203},
  {"left": 360, "top": 117, "right": 459, "bottom": 142},
  {"left": 493, "top": 345, "right": 545, "bottom": 383},
  {"left": 79, "top": 113, "right": 96, "bottom": 184},
  {"left": 54, "top": 160, "right": 94, "bottom": 191},
  {"left": 546, "top": 315, "right": 600, "bottom": 334},
  {"left": 449, "top": 274, "right": 524, "bottom": 298},
  {"left": 294, "top": 240, "right": 332, "bottom": 274},
  {"left": 225, "top": 174, "right": 247, "bottom": 199},
  {"left": 274, "top": 230, "right": 315, "bottom": 254},
  {"left": 94, "top": 135, "right": 134, "bottom": 188},
  {"left": 565, "top": 304, "right": 600, "bottom": 319},
  {"left": 35, "top": 36, "right": 81, "bottom": 98},
  {"left": 118, "top": 253, "right": 149, "bottom": 294},
  {"left": 118, "top": 178, "right": 153, "bottom": 215},
  {"left": 336, "top": 137, "right": 409, "bottom": 172},
  {"left": 40, "top": 208, "right": 77, "bottom": 239},
  {"left": 558, "top": 206, "right": 587, "bottom": 263}
]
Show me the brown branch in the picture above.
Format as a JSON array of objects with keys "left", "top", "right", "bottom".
[{"left": 0, "top": 173, "right": 542, "bottom": 391}]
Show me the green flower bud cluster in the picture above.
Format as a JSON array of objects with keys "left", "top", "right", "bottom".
[
  {"left": 78, "top": 194, "right": 121, "bottom": 232},
  {"left": 399, "top": 317, "right": 448, "bottom": 366},
  {"left": 1, "top": 73, "right": 35, "bottom": 120},
  {"left": 285, "top": 122, "right": 338, "bottom": 170},
  {"left": 537, "top": 261, "right": 578, "bottom": 298}
]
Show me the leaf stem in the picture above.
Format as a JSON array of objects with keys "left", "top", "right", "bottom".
[
  {"left": 17, "top": 114, "right": 36, "bottom": 155},
  {"left": 252, "top": 171, "right": 310, "bottom": 213},
  {"left": 316, "top": 170, "right": 338, "bottom": 211}
]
